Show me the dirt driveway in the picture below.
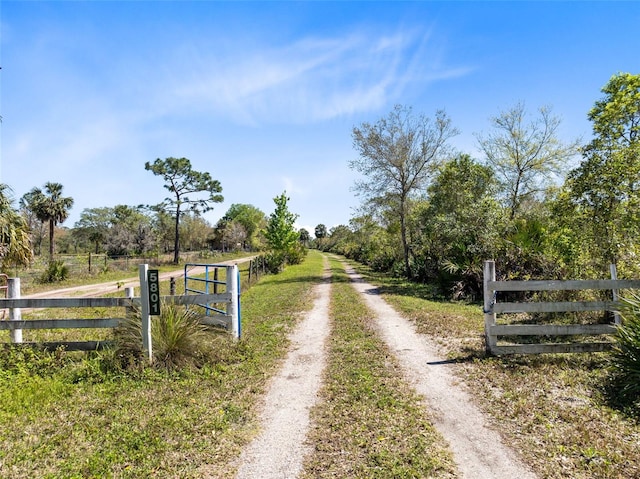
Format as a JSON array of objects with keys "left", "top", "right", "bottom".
[
  {"left": 234, "top": 257, "right": 539, "bottom": 479},
  {"left": 23, "top": 258, "right": 252, "bottom": 300}
]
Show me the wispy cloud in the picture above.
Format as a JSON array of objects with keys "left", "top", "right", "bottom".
[{"left": 168, "top": 27, "right": 471, "bottom": 125}]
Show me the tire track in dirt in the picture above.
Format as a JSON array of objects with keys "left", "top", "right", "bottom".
[
  {"left": 234, "top": 259, "right": 332, "bottom": 479},
  {"left": 343, "top": 261, "right": 538, "bottom": 479}
]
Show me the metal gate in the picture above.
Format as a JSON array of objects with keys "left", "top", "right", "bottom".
[{"left": 184, "top": 263, "right": 241, "bottom": 338}]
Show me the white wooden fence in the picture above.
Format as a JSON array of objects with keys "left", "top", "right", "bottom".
[
  {"left": 0, "top": 264, "right": 240, "bottom": 362},
  {"left": 483, "top": 260, "right": 640, "bottom": 355}
]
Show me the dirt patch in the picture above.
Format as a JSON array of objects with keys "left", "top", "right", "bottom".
[{"left": 234, "top": 260, "right": 332, "bottom": 479}]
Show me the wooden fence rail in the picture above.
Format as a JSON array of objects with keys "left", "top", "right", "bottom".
[
  {"left": 483, "top": 260, "right": 640, "bottom": 355},
  {"left": 0, "top": 264, "right": 240, "bottom": 361}
]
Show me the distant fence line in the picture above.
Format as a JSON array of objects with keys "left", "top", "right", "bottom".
[{"left": 483, "top": 260, "right": 640, "bottom": 355}]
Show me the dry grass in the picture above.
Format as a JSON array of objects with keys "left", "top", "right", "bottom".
[{"left": 352, "top": 261, "right": 640, "bottom": 479}]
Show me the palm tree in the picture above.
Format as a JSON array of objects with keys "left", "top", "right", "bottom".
[
  {"left": 30, "top": 182, "right": 74, "bottom": 260},
  {"left": 0, "top": 183, "right": 33, "bottom": 268}
]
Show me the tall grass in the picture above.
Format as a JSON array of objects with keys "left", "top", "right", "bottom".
[{"left": 114, "top": 301, "right": 220, "bottom": 370}]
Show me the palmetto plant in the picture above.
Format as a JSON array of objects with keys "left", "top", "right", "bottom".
[
  {"left": 28, "top": 182, "right": 74, "bottom": 260},
  {"left": 0, "top": 184, "right": 33, "bottom": 268},
  {"left": 115, "top": 302, "right": 215, "bottom": 370},
  {"left": 609, "top": 294, "right": 640, "bottom": 407}
]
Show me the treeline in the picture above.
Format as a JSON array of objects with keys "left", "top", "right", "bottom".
[
  {"left": 315, "top": 73, "right": 640, "bottom": 300},
  {"left": 1, "top": 155, "right": 305, "bottom": 276},
  {"left": 18, "top": 198, "right": 268, "bottom": 259}
]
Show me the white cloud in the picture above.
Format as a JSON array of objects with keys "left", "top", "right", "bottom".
[{"left": 167, "top": 27, "right": 471, "bottom": 125}]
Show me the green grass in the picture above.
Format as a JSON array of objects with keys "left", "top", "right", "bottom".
[
  {"left": 301, "top": 258, "right": 456, "bottom": 478},
  {"left": 0, "top": 250, "right": 324, "bottom": 478},
  {"left": 347, "top": 259, "right": 640, "bottom": 479},
  {"left": 7, "top": 251, "right": 637, "bottom": 478}
]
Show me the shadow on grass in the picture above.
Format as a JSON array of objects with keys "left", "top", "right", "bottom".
[
  {"left": 427, "top": 354, "right": 482, "bottom": 365},
  {"left": 247, "top": 274, "right": 327, "bottom": 288}
]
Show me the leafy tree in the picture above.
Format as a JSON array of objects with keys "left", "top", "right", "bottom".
[
  {"left": 19, "top": 189, "right": 47, "bottom": 255},
  {"left": 564, "top": 73, "right": 640, "bottom": 269},
  {"left": 74, "top": 207, "right": 112, "bottom": 253},
  {"left": 415, "top": 155, "right": 501, "bottom": 296},
  {"left": 351, "top": 104, "right": 458, "bottom": 278},
  {"left": 0, "top": 184, "right": 32, "bottom": 269},
  {"left": 314, "top": 224, "right": 328, "bottom": 239},
  {"left": 221, "top": 204, "right": 267, "bottom": 250},
  {"left": 102, "top": 205, "right": 155, "bottom": 256},
  {"left": 264, "top": 192, "right": 304, "bottom": 270},
  {"left": 178, "top": 213, "right": 213, "bottom": 252},
  {"left": 145, "top": 157, "right": 223, "bottom": 263},
  {"left": 28, "top": 182, "right": 74, "bottom": 260},
  {"left": 150, "top": 205, "right": 175, "bottom": 254},
  {"left": 298, "top": 228, "right": 310, "bottom": 246},
  {"left": 476, "top": 102, "right": 579, "bottom": 219}
]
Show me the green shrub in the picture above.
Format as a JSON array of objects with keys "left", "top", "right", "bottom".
[
  {"left": 608, "top": 294, "right": 640, "bottom": 408},
  {"left": 39, "top": 260, "right": 69, "bottom": 283},
  {"left": 285, "top": 242, "right": 307, "bottom": 266},
  {"left": 264, "top": 251, "right": 286, "bottom": 274},
  {"left": 115, "top": 302, "right": 217, "bottom": 370}
]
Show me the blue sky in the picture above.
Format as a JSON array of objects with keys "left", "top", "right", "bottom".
[{"left": 1, "top": 1, "right": 639, "bottom": 236}]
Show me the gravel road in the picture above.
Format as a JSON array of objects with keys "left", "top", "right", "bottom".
[
  {"left": 233, "top": 257, "right": 539, "bottom": 479},
  {"left": 20, "top": 255, "right": 538, "bottom": 478}
]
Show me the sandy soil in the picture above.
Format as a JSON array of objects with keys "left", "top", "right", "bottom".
[
  {"left": 233, "top": 258, "right": 539, "bottom": 479},
  {"left": 235, "top": 260, "right": 332, "bottom": 479}
]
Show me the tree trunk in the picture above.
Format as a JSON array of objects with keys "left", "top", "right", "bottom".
[
  {"left": 173, "top": 206, "right": 181, "bottom": 264},
  {"left": 400, "top": 197, "right": 412, "bottom": 279},
  {"left": 48, "top": 219, "right": 55, "bottom": 260}
]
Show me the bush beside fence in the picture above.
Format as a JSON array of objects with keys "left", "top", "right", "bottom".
[{"left": 483, "top": 260, "right": 640, "bottom": 355}]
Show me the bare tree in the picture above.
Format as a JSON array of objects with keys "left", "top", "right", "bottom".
[
  {"left": 476, "top": 102, "right": 579, "bottom": 219},
  {"left": 350, "top": 105, "right": 458, "bottom": 278}
]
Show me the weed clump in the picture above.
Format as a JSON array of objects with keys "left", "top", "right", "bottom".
[
  {"left": 608, "top": 294, "right": 640, "bottom": 411},
  {"left": 115, "top": 302, "right": 218, "bottom": 370},
  {"left": 39, "top": 260, "right": 69, "bottom": 283}
]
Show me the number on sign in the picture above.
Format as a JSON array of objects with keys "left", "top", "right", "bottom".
[{"left": 148, "top": 269, "right": 161, "bottom": 316}]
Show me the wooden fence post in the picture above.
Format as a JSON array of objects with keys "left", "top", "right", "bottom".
[
  {"left": 138, "top": 264, "right": 153, "bottom": 363},
  {"left": 226, "top": 264, "right": 240, "bottom": 340},
  {"left": 125, "top": 286, "right": 134, "bottom": 319},
  {"left": 483, "top": 260, "right": 497, "bottom": 355},
  {"left": 610, "top": 264, "right": 621, "bottom": 325},
  {"left": 8, "top": 278, "right": 22, "bottom": 343}
]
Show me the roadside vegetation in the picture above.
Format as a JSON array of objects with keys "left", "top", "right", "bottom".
[
  {"left": 0, "top": 251, "right": 323, "bottom": 478},
  {"left": 351, "top": 260, "right": 640, "bottom": 479},
  {"left": 317, "top": 73, "right": 640, "bottom": 305},
  {"left": 1, "top": 71, "right": 638, "bottom": 478}
]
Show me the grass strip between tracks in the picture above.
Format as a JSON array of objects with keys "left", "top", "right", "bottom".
[{"left": 301, "top": 257, "right": 457, "bottom": 479}]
